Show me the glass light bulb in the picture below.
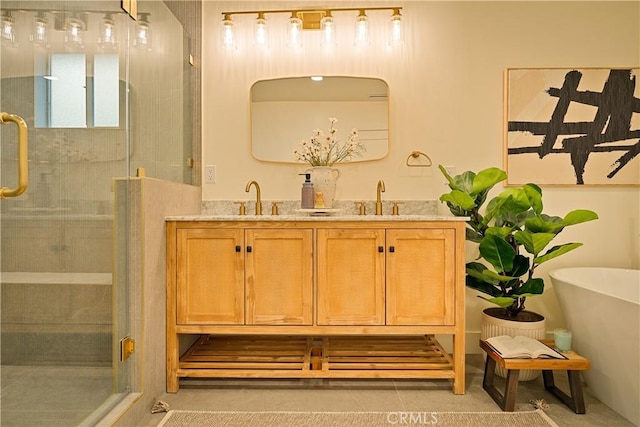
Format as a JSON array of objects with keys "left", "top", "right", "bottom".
[
  {"left": 1, "top": 13, "right": 16, "bottom": 46},
  {"left": 254, "top": 13, "right": 269, "bottom": 48},
  {"left": 33, "top": 14, "right": 48, "bottom": 47},
  {"left": 389, "top": 9, "right": 403, "bottom": 46},
  {"left": 288, "top": 14, "right": 303, "bottom": 49},
  {"left": 221, "top": 15, "right": 236, "bottom": 49},
  {"left": 320, "top": 13, "right": 336, "bottom": 48},
  {"left": 66, "top": 17, "right": 84, "bottom": 48},
  {"left": 354, "top": 11, "right": 369, "bottom": 47},
  {"left": 99, "top": 14, "right": 117, "bottom": 49}
]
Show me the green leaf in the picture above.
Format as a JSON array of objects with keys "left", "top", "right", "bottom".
[
  {"left": 465, "top": 228, "right": 483, "bottom": 244},
  {"left": 514, "top": 231, "right": 555, "bottom": 256},
  {"left": 481, "top": 296, "right": 516, "bottom": 308},
  {"left": 485, "top": 226, "right": 513, "bottom": 240},
  {"left": 534, "top": 243, "right": 583, "bottom": 264},
  {"left": 478, "top": 234, "right": 516, "bottom": 273},
  {"left": 525, "top": 216, "right": 564, "bottom": 234},
  {"left": 496, "top": 188, "right": 532, "bottom": 214},
  {"left": 523, "top": 183, "right": 543, "bottom": 214},
  {"left": 466, "top": 275, "right": 502, "bottom": 297},
  {"left": 511, "top": 278, "right": 544, "bottom": 296},
  {"left": 509, "top": 255, "right": 530, "bottom": 278},
  {"left": 562, "top": 209, "right": 599, "bottom": 226},
  {"left": 482, "top": 270, "right": 519, "bottom": 281},
  {"left": 439, "top": 190, "right": 476, "bottom": 211},
  {"left": 471, "top": 167, "right": 507, "bottom": 195}
]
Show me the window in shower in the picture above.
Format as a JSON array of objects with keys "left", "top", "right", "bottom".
[{"left": 35, "top": 53, "right": 120, "bottom": 128}]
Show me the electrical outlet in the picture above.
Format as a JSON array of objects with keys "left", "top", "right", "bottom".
[
  {"left": 443, "top": 166, "right": 456, "bottom": 185},
  {"left": 205, "top": 165, "right": 216, "bottom": 183}
]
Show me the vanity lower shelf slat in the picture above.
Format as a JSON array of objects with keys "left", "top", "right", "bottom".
[{"left": 177, "top": 334, "right": 455, "bottom": 380}]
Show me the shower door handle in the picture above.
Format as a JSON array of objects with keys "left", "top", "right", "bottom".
[{"left": 0, "top": 112, "right": 29, "bottom": 198}]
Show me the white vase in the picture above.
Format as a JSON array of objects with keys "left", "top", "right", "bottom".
[
  {"left": 307, "top": 166, "right": 340, "bottom": 208},
  {"left": 481, "top": 307, "right": 546, "bottom": 381}
]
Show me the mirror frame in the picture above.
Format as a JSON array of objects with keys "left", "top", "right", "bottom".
[{"left": 250, "top": 76, "right": 390, "bottom": 164}]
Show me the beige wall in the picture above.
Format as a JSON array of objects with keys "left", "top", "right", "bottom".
[{"left": 202, "top": 2, "right": 640, "bottom": 339}]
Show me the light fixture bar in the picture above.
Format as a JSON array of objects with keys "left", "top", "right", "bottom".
[{"left": 221, "top": 6, "right": 402, "bottom": 30}]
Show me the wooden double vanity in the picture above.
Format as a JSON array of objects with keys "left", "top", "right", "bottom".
[{"left": 166, "top": 215, "right": 467, "bottom": 394}]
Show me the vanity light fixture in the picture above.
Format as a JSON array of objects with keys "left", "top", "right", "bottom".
[
  {"left": 288, "top": 11, "right": 303, "bottom": 49},
  {"left": 65, "top": 14, "right": 86, "bottom": 49},
  {"left": 99, "top": 13, "right": 118, "bottom": 50},
  {"left": 136, "top": 13, "right": 152, "bottom": 50},
  {"left": 320, "top": 10, "right": 336, "bottom": 48},
  {"left": 389, "top": 8, "right": 403, "bottom": 46},
  {"left": 221, "top": 13, "right": 236, "bottom": 49},
  {"left": 221, "top": 6, "right": 403, "bottom": 49},
  {"left": 354, "top": 9, "right": 369, "bottom": 47},
  {"left": 254, "top": 12, "right": 269, "bottom": 48}
]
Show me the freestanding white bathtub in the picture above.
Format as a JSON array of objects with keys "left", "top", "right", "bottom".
[{"left": 550, "top": 267, "right": 639, "bottom": 426}]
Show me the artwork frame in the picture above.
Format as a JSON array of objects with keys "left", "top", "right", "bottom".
[{"left": 504, "top": 67, "right": 640, "bottom": 186}]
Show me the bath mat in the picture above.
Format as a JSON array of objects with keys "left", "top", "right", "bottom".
[{"left": 157, "top": 409, "right": 559, "bottom": 427}]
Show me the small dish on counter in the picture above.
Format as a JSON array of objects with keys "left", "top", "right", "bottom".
[{"left": 295, "top": 208, "right": 342, "bottom": 216}]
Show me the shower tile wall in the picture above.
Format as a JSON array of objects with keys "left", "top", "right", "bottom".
[{"left": 1, "top": 217, "right": 112, "bottom": 365}]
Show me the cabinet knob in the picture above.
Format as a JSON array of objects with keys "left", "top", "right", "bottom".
[
  {"left": 246, "top": 246, "right": 252, "bottom": 253},
  {"left": 378, "top": 246, "right": 384, "bottom": 253},
  {"left": 389, "top": 246, "right": 395, "bottom": 253},
  {"left": 235, "top": 245, "right": 241, "bottom": 252}
]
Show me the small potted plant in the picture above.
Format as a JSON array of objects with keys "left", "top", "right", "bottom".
[{"left": 438, "top": 165, "right": 598, "bottom": 378}]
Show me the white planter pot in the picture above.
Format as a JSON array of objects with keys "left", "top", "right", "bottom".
[{"left": 481, "top": 307, "right": 546, "bottom": 381}]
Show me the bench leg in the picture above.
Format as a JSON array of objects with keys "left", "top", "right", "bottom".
[
  {"left": 483, "top": 356, "right": 520, "bottom": 411},
  {"left": 542, "top": 370, "right": 586, "bottom": 414}
]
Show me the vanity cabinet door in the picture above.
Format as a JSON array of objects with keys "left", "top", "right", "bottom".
[
  {"left": 317, "top": 229, "right": 385, "bottom": 325},
  {"left": 245, "top": 229, "right": 313, "bottom": 325},
  {"left": 386, "top": 229, "right": 455, "bottom": 325},
  {"left": 176, "top": 228, "right": 244, "bottom": 324}
]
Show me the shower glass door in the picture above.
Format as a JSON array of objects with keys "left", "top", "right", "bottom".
[{"left": 1, "top": 1, "right": 132, "bottom": 425}]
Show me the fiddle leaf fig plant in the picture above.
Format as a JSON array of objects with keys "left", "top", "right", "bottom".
[{"left": 439, "top": 165, "right": 598, "bottom": 318}]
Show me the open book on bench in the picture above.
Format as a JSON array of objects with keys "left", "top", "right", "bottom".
[{"left": 484, "top": 335, "right": 567, "bottom": 359}]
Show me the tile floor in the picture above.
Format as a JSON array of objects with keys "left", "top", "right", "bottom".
[
  {"left": 0, "top": 365, "right": 112, "bottom": 427},
  {"left": 138, "top": 355, "right": 635, "bottom": 427}
]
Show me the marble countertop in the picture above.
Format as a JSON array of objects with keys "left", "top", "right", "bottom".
[{"left": 165, "top": 214, "right": 467, "bottom": 222}]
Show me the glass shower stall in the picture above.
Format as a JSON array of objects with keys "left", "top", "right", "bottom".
[{"left": 0, "top": 1, "right": 194, "bottom": 425}]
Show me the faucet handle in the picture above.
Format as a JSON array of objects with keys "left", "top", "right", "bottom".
[
  {"left": 392, "top": 201, "right": 404, "bottom": 216},
  {"left": 354, "top": 201, "right": 366, "bottom": 216},
  {"left": 233, "top": 201, "right": 246, "bottom": 216},
  {"left": 271, "top": 202, "right": 282, "bottom": 216}
]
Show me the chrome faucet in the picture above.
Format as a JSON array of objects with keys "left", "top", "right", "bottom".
[
  {"left": 375, "top": 180, "right": 385, "bottom": 215},
  {"left": 245, "top": 180, "right": 262, "bottom": 215}
]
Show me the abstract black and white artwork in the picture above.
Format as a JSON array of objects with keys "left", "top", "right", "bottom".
[{"left": 505, "top": 68, "right": 639, "bottom": 186}]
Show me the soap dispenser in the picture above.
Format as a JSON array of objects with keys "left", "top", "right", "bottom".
[{"left": 300, "top": 173, "right": 314, "bottom": 209}]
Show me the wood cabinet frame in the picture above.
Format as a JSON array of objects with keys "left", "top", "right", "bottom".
[{"left": 167, "top": 219, "right": 466, "bottom": 394}]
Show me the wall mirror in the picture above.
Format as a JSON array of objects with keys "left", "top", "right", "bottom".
[{"left": 251, "top": 76, "right": 389, "bottom": 163}]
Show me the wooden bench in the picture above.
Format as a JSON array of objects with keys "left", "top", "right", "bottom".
[{"left": 480, "top": 339, "right": 590, "bottom": 413}]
